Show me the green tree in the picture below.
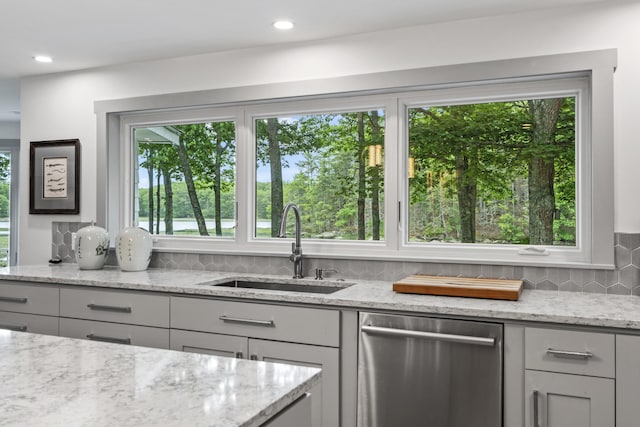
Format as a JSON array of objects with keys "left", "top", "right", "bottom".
[
  {"left": 408, "top": 97, "right": 575, "bottom": 245},
  {"left": 527, "top": 98, "right": 564, "bottom": 245},
  {"left": 174, "top": 125, "right": 209, "bottom": 236}
]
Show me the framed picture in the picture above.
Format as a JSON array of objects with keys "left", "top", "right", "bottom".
[{"left": 29, "top": 139, "right": 80, "bottom": 214}]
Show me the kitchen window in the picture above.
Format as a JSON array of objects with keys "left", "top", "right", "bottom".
[
  {"left": 399, "top": 77, "right": 591, "bottom": 265},
  {"left": 253, "top": 110, "right": 385, "bottom": 241},
  {"left": 102, "top": 50, "right": 614, "bottom": 267},
  {"left": 132, "top": 121, "right": 236, "bottom": 238}
]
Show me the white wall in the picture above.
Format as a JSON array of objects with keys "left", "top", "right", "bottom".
[
  {"left": 0, "top": 122, "right": 19, "bottom": 139},
  {"left": 19, "top": 2, "right": 640, "bottom": 265}
]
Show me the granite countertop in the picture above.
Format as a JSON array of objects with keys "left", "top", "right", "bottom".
[
  {"left": 2, "top": 264, "right": 640, "bottom": 331},
  {"left": 0, "top": 331, "right": 320, "bottom": 427}
]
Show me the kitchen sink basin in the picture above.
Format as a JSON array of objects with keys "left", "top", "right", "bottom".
[{"left": 211, "top": 280, "right": 352, "bottom": 294}]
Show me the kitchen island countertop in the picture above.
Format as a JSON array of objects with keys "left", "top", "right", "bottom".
[
  {"left": 2, "top": 264, "right": 640, "bottom": 331},
  {"left": 0, "top": 331, "right": 320, "bottom": 427}
]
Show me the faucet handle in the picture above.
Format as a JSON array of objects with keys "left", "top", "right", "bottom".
[{"left": 315, "top": 268, "right": 338, "bottom": 280}]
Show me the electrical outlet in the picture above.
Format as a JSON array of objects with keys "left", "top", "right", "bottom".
[{"left": 71, "top": 232, "right": 77, "bottom": 251}]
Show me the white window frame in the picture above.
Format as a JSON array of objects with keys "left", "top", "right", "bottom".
[
  {"left": 242, "top": 95, "right": 398, "bottom": 257},
  {"left": 118, "top": 95, "right": 401, "bottom": 257},
  {"left": 0, "top": 139, "right": 19, "bottom": 266},
  {"left": 97, "top": 50, "right": 615, "bottom": 268},
  {"left": 397, "top": 76, "right": 591, "bottom": 266},
  {"left": 118, "top": 106, "right": 244, "bottom": 254}
]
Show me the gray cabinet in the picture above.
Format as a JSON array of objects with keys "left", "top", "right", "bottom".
[
  {"left": 0, "top": 311, "right": 59, "bottom": 335},
  {"left": 616, "top": 334, "right": 640, "bottom": 427},
  {"left": 171, "top": 328, "right": 246, "bottom": 357},
  {"left": 60, "top": 287, "right": 170, "bottom": 327},
  {"left": 60, "top": 317, "right": 170, "bottom": 348},
  {"left": 250, "top": 338, "right": 339, "bottom": 427},
  {"left": 171, "top": 296, "right": 339, "bottom": 346},
  {"left": 524, "top": 370, "right": 614, "bottom": 427},
  {"left": 263, "top": 393, "right": 312, "bottom": 427},
  {"left": 0, "top": 281, "right": 59, "bottom": 335},
  {"left": 520, "top": 326, "right": 615, "bottom": 427},
  {"left": 170, "top": 297, "right": 340, "bottom": 427},
  {"left": 59, "top": 287, "right": 170, "bottom": 348}
]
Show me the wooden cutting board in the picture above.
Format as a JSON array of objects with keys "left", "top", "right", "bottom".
[{"left": 392, "top": 274, "right": 523, "bottom": 301}]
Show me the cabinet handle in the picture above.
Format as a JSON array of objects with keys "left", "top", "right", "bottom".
[
  {"left": 219, "top": 315, "right": 275, "bottom": 327},
  {"left": 546, "top": 348, "right": 593, "bottom": 360},
  {"left": 235, "top": 352, "right": 244, "bottom": 359},
  {"left": 0, "top": 323, "right": 27, "bottom": 332},
  {"left": 250, "top": 354, "right": 258, "bottom": 361},
  {"left": 0, "top": 296, "right": 28, "bottom": 304},
  {"left": 87, "top": 303, "right": 132, "bottom": 313},
  {"left": 86, "top": 333, "right": 132, "bottom": 345},
  {"left": 361, "top": 325, "right": 496, "bottom": 347},
  {"left": 533, "top": 389, "right": 540, "bottom": 427}
]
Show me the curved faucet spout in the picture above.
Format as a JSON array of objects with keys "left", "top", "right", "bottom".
[{"left": 278, "top": 203, "right": 303, "bottom": 278}]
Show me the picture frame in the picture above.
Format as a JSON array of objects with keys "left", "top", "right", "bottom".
[{"left": 29, "top": 139, "right": 80, "bottom": 214}]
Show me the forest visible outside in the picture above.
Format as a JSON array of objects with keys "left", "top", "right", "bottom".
[{"left": 134, "top": 96, "right": 575, "bottom": 247}]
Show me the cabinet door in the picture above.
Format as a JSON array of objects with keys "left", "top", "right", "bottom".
[
  {"left": 249, "top": 338, "right": 339, "bottom": 427},
  {"left": 170, "top": 329, "right": 248, "bottom": 358},
  {"left": 524, "top": 370, "right": 614, "bottom": 427},
  {"left": 616, "top": 334, "right": 640, "bottom": 427},
  {"left": 263, "top": 393, "right": 312, "bottom": 427}
]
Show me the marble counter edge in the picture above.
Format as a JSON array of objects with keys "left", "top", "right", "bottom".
[
  {"left": 0, "top": 331, "right": 322, "bottom": 427},
  {"left": 2, "top": 265, "right": 640, "bottom": 332}
]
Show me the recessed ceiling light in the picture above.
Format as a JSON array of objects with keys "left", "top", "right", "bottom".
[
  {"left": 273, "top": 20, "right": 294, "bottom": 30},
  {"left": 33, "top": 55, "right": 53, "bottom": 63}
]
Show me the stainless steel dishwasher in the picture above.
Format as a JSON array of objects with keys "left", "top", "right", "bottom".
[{"left": 357, "top": 312, "right": 503, "bottom": 427}]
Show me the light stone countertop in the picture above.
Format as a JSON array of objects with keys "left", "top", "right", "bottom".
[
  {"left": 0, "top": 330, "right": 320, "bottom": 427},
  {"left": 2, "top": 264, "right": 640, "bottom": 331}
]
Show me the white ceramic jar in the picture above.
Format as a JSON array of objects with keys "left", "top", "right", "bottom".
[
  {"left": 115, "top": 227, "right": 152, "bottom": 271},
  {"left": 75, "top": 223, "right": 109, "bottom": 270}
]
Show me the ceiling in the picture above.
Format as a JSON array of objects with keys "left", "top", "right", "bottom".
[{"left": 0, "top": 0, "right": 621, "bottom": 122}]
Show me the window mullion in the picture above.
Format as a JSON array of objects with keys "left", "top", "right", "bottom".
[
  {"left": 235, "top": 108, "right": 251, "bottom": 248},
  {"left": 385, "top": 97, "right": 401, "bottom": 252}
]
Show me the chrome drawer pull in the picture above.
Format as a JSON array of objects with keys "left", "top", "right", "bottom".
[
  {"left": 219, "top": 315, "right": 275, "bottom": 327},
  {"left": 361, "top": 325, "right": 496, "bottom": 347},
  {"left": 87, "top": 303, "right": 132, "bottom": 313},
  {"left": 0, "top": 324, "right": 27, "bottom": 332},
  {"left": 86, "top": 333, "right": 132, "bottom": 345},
  {"left": 546, "top": 348, "right": 593, "bottom": 359},
  {"left": 0, "top": 296, "right": 28, "bottom": 304}
]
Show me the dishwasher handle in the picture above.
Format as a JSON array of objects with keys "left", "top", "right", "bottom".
[{"left": 361, "top": 324, "right": 496, "bottom": 347}]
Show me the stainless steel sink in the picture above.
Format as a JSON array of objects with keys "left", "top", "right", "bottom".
[{"left": 211, "top": 279, "right": 352, "bottom": 294}]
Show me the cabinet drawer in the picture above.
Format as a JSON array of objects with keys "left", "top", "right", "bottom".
[
  {"left": 0, "top": 311, "right": 59, "bottom": 336},
  {"left": 0, "top": 282, "right": 59, "bottom": 316},
  {"left": 60, "top": 288, "right": 170, "bottom": 327},
  {"left": 171, "top": 297, "right": 340, "bottom": 347},
  {"left": 59, "top": 317, "right": 169, "bottom": 349},
  {"left": 525, "top": 327, "right": 614, "bottom": 378}
]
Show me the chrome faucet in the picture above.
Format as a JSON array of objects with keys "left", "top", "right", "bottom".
[{"left": 278, "top": 203, "right": 303, "bottom": 278}]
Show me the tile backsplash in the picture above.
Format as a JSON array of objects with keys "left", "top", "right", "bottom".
[
  {"left": 51, "top": 221, "right": 91, "bottom": 263},
  {"left": 51, "top": 223, "right": 640, "bottom": 296}
]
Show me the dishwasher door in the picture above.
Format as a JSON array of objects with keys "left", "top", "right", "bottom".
[{"left": 357, "top": 312, "right": 503, "bottom": 427}]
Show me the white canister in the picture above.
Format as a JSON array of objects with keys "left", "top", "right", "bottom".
[
  {"left": 115, "top": 227, "right": 153, "bottom": 271},
  {"left": 75, "top": 223, "right": 110, "bottom": 270}
]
